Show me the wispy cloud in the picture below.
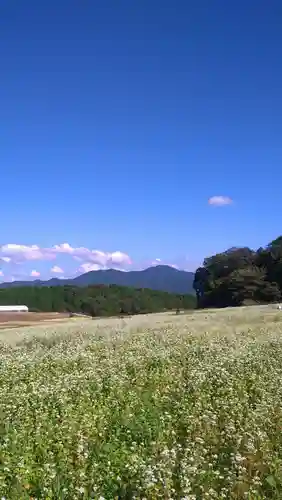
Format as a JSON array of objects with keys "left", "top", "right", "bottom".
[
  {"left": 51, "top": 265, "right": 64, "bottom": 274},
  {"left": 30, "top": 270, "right": 40, "bottom": 277},
  {"left": 208, "top": 196, "right": 233, "bottom": 206}
]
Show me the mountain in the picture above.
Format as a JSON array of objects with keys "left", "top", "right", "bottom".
[{"left": 0, "top": 265, "right": 195, "bottom": 294}]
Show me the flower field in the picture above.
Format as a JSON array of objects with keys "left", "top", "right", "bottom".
[{"left": 1, "top": 307, "right": 282, "bottom": 499}]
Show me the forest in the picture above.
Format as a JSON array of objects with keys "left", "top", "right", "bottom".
[
  {"left": 193, "top": 235, "right": 282, "bottom": 308},
  {"left": 0, "top": 284, "right": 196, "bottom": 316}
]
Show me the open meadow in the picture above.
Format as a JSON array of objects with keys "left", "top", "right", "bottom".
[{"left": 1, "top": 306, "right": 282, "bottom": 499}]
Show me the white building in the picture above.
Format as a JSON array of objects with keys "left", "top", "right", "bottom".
[{"left": 0, "top": 305, "right": 29, "bottom": 313}]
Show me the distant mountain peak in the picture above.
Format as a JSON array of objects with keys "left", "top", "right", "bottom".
[
  {"left": 151, "top": 264, "right": 180, "bottom": 271},
  {"left": 0, "top": 266, "right": 195, "bottom": 294}
]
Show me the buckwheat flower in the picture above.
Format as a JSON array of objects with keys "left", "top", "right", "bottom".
[{"left": 77, "top": 486, "right": 85, "bottom": 494}]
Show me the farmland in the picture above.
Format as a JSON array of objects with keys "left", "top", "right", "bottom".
[
  {"left": 0, "top": 312, "right": 70, "bottom": 329},
  {"left": 1, "top": 307, "right": 282, "bottom": 499}
]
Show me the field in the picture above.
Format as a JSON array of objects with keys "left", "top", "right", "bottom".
[
  {"left": 1, "top": 306, "right": 282, "bottom": 499},
  {"left": 0, "top": 312, "right": 70, "bottom": 329},
  {"left": 0, "top": 311, "right": 71, "bottom": 328}
]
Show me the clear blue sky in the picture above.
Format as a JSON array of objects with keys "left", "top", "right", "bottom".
[{"left": 1, "top": 0, "right": 282, "bottom": 278}]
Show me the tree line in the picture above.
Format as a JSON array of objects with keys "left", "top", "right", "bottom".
[
  {"left": 0, "top": 284, "right": 196, "bottom": 316},
  {"left": 193, "top": 235, "right": 282, "bottom": 308}
]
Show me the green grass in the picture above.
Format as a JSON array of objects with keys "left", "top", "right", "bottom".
[{"left": 1, "top": 307, "right": 282, "bottom": 499}]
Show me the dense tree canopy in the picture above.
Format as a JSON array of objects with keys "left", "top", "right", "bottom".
[
  {"left": 0, "top": 284, "right": 196, "bottom": 316},
  {"left": 193, "top": 236, "right": 282, "bottom": 308}
]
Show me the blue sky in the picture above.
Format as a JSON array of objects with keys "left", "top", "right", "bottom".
[{"left": 1, "top": 0, "right": 282, "bottom": 280}]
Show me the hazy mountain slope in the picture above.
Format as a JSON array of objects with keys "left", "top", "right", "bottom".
[{"left": 0, "top": 265, "right": 195, "bottom": 294}]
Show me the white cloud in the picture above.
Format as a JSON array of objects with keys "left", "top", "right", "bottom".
[
  {"left": 0, "top": 243, "right": 132, "bottom": 267},
  {"left": 79, "top": 263, "right": 104, "bottom": 273},
  {"left": 52, "top": 243, "right": 74, "bottom": 253},
  {"left": 51, "top": 265, "right": 64, "bottom": 274},
  {"left": 1, "top": 257, "right": 11, "bottom": 263},
  {"left": 208, "top": 196, "right": 233, "bottom": 206},
  {"left": 78, "top": 263, "right": 130, "bottom": 274},
  {"left": 52, "top": 246, "right": 132, "bottom": 267},
  {"left": 30, "top": 270, "right": 40, "bottom": 277},
  {"left": 0, "top": 270, "right": 3, "bottom": 276},
  {"left": 109, "top": 251, "right": 131, "bottom": 265},
  {"left": 0, "top": 244, "right": 55, "bottom": 262}
]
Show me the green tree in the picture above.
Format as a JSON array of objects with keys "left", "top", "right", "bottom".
[
  {"left": 0, "top": 284, "right": 196, "bottom": 316},
  {"left": 196, "top": 241, "right": 282, "bottom": 308}
]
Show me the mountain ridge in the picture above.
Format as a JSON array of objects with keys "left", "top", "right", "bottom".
[{"left": 0, "top": 265, "right": 195, "bottom": 294}]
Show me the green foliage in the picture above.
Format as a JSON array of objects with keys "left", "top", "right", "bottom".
[
  {"left": 0, "top": 284, "right": 196, "bottom": 316},
  {"left": 194, "top": 236, "right": 282, "bottom": 308}
]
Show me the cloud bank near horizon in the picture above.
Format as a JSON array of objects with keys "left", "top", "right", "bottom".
[
  {"left": 0, "top": 243, "right": 198, "bottom": 281},
  {"left": 0, "top": 243, "right": 133, "bottom": 281},
  {"left": 0, "top": 243, "right": 131, "bottom": 266}
]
